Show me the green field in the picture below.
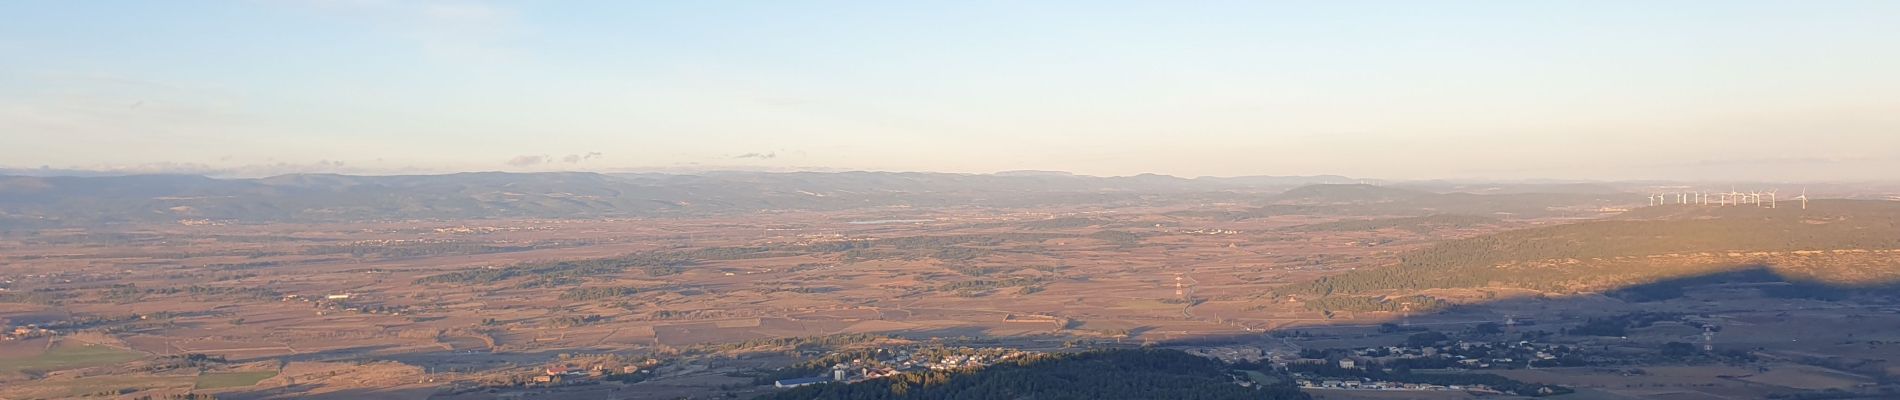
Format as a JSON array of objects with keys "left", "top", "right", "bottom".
[
  {"left": 195, "top": 371, "right": 279, "bottom": 389},
  {"left": 55, "top": 376, "right": 194, "bottom": 397},
  {"left": 0, "top": 343, "right": 144, "bottom": 373}
]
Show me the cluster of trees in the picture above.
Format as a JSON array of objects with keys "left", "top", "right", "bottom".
[
  {"left": 299, "top": 242, "right": 538, "bottom": 258},
  {"left": 835, "top": 233, "right": 1068, "bottom": 264},
  {"left": 418, "top": 261, "right": 621, "bottom": 285},
  {"left": 842, "top": 249, "right": 913, "bottom": 263},
  {"left": 1019, "top": 217, "right": 1106, "bottom": 230},
  {"left": 138, "top": 353, "right": 229, "bottom": 372},
  {"left": 204, "top": 261, "right": 282, "bottom": 271},
  {"left": 690, "top": 333, "right": 894, "bottom": 354},
  {"left": 85, "top": 285, "right": 281, "bottom": 303},
  {"left": 512, "top": 276, "right": 581, "bottom": 289},
  {"left": 642, "top": 265, "right": 685, "bottom": 277},
  {"left": 548, "top": 314, "right": 603, "bottom": 328},
  {"left": 1405, "top": 331, "right": 1451, "bottom": 347},
  {"left": 877, "top": 233, "right": 1070, "bottom": 250},
  {"left": 417, "top": 245, "right": 805, "bottom": 285},
  {"left": 100, "top": 284, "right": 147, "bottom": 303},
  {"left": 942, "top": 265, "right": 1003, "bottom": 277},
  {"left": 559, "top": 286, "right": 639, "bottom": 301},
  {"left": 1565, "top": 312, "right": 1682, "bottom": 337},
  {"left": 1086, "top": 230, "right": 1143, "bottom": 247},
  {"left": 773, "top": 286, "right": 841, "bottom": 294},
  {"left": 935, "top": 277, "right": 1045, "bottom": 294},
  {"left": 759, "top": 349, "right": 1309, "bottom": 400},
  {"left": 1301, "top": 295, "right": 1447, "bottom": 313},
  {"left": 930, "top": 247, "right": 992, "bottom": 261},
  {"left": 0, "top": 288, "right": 75, "bottom": 305},
  {"left": 335, "top": 302, "right": 410, "bottom": 315},
  {"left": 804, "top": 241, "right": 876, "bottom": 253},
  {"left": 649, "top": 310, "right": 699, "bottom": 320},
  {"left": 191, "top": 285, "right": 283, "bottom": 300}
]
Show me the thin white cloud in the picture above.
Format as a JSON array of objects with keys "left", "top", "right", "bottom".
[
  {"left": 561, "top": 152, "right": 604, "bottom": 163},
  {"left": 505, "top": 155, "right": 550, "bottom": 167}
]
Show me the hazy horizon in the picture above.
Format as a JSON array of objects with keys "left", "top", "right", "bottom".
[
  {"left": 13, "top": 4, "right": 1900, "bottom": 399},
  {"left": 6, "top": 1, "right": 1899, "bottom": 181}
]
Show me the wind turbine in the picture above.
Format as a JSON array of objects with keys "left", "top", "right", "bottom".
[
  {"left": 1766, "top": 189, "right": 1777, "bottom": 209},
  {"left": 1795, "top": 188, "right": 1808, "bottom": 210}
]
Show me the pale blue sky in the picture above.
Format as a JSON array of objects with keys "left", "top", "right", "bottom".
[{"left": 4, "top": 1, "right": 1898, "bottom": 180}]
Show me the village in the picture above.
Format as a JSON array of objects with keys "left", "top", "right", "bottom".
[
  {"left": 771, "top": 346, "right": 1040, "bottom": 388},
  {"left": 1176, "top": 326, "right": 1673, "bottom": 396}
]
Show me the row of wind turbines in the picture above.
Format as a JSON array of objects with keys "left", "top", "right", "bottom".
[{"left": 1648, "top": 188, "right": 1810, "bottom": 210}]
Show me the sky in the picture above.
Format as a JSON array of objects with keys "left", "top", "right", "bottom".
[{"left": 3, "top": 1, "right": 1899, "bottom": 181}]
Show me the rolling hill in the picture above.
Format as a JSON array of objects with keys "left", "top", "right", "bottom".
[{"left": 1276, "top": 200, "right": 1900, "bottom": 297}]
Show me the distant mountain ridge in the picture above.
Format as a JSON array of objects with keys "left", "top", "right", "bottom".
[
  {"left": 0, "top": 171, "right": 1365, "bottom": 226},
  {"left": 1269, "top": 184, "right": 1430, "bottom": 204}
]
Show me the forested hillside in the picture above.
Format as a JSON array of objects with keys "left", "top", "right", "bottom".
[{"left": 1278, "top": 201, "right": 1900, "bottom": 296}]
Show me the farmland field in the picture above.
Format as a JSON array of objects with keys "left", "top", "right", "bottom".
[{"left": 0, "top": 342, "right": 143, "bottom": 373}]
